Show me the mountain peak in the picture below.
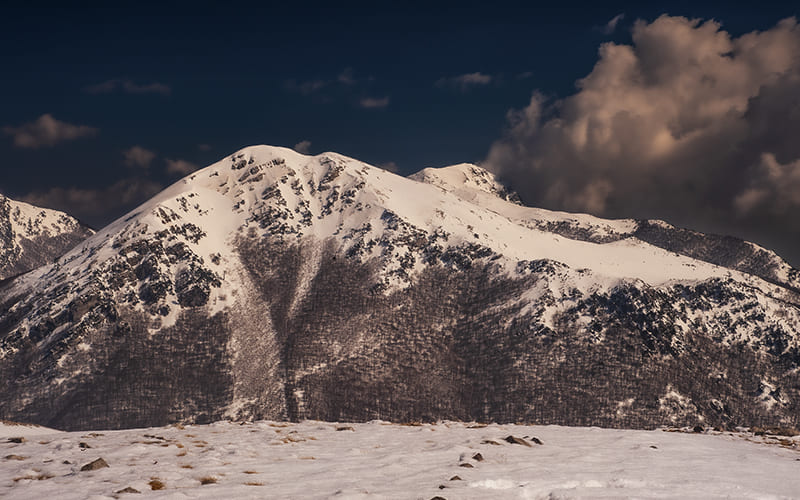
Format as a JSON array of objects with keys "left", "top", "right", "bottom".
[
  {"left": 0, "top": 194, "right": 93, "bottom": 279},
  {"left": 409, "top": 163, "right": 522, "bottom": 205}
]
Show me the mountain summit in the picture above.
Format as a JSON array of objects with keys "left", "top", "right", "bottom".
[
  {"left": 1, "top": 145, "right": 798, "bottom": 430},
  {"left": 0, "top": 194, "right": 93, "bottom": 280}
]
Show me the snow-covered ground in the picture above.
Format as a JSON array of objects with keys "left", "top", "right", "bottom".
[{"left": 2, "top": 420, "right": 798, "bottom": 499}]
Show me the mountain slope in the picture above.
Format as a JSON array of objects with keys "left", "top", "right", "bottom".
[
  {"left": 0, "top": 194, "right": 93, "bottom": 280},
  {"left": 0, "top": 145, "right": 798, "bottom": 431}
]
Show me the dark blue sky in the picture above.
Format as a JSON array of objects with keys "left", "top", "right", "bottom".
[{"left": 2, "top": 1, "right": 799, "bottom": 264}]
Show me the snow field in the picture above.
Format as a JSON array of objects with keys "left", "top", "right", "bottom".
[{"left": 2, "top": 420, "right": 799, "bottom": 499}]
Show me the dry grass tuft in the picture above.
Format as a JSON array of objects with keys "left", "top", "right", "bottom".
[
  {"left": 180, "top": 464, "right": 194, "bottom": 469},
  {"left": 199, "top": 476, "right": 217, "bottom": 485},
  {"left": 243, "top": 470, "right": 258, "bottom": 474},
  {"left": 245, "top": 481, "right": 264, "bottom": 486},
  {"left": 176, "top": 450, "right": 187, "bottom": 457}
]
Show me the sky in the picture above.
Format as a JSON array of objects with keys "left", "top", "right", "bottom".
[{"left": 1, "top": 1, "right": 799, "bottom": 266}]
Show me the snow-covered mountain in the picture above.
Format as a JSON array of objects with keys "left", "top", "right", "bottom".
[
  {"left": 0, "top": 194, "right": 93, "bottom": 280},
  {"left": 1, "top": 145, "right": 799, "bottom": 431}
]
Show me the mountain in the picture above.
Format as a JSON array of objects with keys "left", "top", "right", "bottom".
[
  {"left": 1, "top": 145, "right": 798, "bottom": 431},
  {"left": 0, "top": 194, "right": 93, "bottom": 280}
]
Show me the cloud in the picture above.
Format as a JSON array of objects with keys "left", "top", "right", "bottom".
[
  {"left": 735, "top": 153, "right": 800, "bottom": 215},
  {"left": 599, "top": 13, "right": 625, "bottom": 35},
  {"left": 285, "top": 79, "right": 328, "bottom": 95},
  {"left": 123, "top": 146, "right": 156, "bottom": 168},
  {"left": 294, "top": 140, "right": 312, "bottom": 154},
  {"left": 487, "top": 15, "right": 800, "bottom": 264},
  {"left": 338, "top": 68, "right": 356, "bottom": 85},
  {"left": 378, "top": 161, "right": 399, "bottom": 173},
  {"left": 22, "top": 178, "right": 163, "bottom": 228},
  {"left": 359, "top": 97, "right": 390, "bottom": 109},
  {"left": 2, "top": 114, "right": 97, "bottom": 148},
  {"left": 85, "top": 79, "right": 171, "bottom": 95},
  {"left": 286, "top": 68, "right": 361, "bottom": 96},
  {"left": 165, "top": 158, "right": 200, "bottom": 175},
  {"left": 436, "top": 72, "right": 493, "bottom": 91}
]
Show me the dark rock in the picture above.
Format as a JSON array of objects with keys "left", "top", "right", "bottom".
[
  {"left": 458, "top": 463, "right": 474, "bottom": 468},
  {"left": 115, "top": 487, "right": 140, "bottom": 494},
  {"left": 693, "top": 425, "right": 705, "bottom": 433},
  {"left": 7, "top": 437, "right": 25, "bottom": 443},
  {"left": 4, "top": 454, "right": 26, "bottom": 460},
  {"left": 504, "top": 435, "right": 532, "bottom": 447},
  {"left": 79, "top": 442, "right": 91, "bottom": 448},
  {"left": 80, "top": 458, "right": 109, "bottom": 471},
  {"left": 530, "top": 437, "right": 543, "bottom": 445},
  {"left": 471, "top": 453, "right": 484, "bottom": 461},
  {"left": 449, "top": 475, "right": 462, "bottom": 481}
]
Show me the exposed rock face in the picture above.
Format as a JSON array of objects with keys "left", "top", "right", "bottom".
[
  {"left": 0, "top": 194, "right": 93, "bottom": 280},
  {"left": 0, "top": 146, "right": 798, "bottom": 431}
]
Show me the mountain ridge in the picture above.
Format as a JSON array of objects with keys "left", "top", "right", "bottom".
[{"left": 1, "top": 145, "right": 798, "bottom": 431}]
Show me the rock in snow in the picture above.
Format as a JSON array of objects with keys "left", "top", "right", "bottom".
[{"left": 0, "top": 145, "right": 799, "bottom": 431}]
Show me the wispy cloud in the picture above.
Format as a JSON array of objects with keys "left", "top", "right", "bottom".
[
  {"left": 85, "top": 79, "right": 171, "bottom": 95},
  {"left": 284, "top": 79, "right": 328, "bottom": 95},
  {"left": 337, "top": 68, "right": 356, "bottom": 85},
  {"left": 598, "top": 13, "right": 625, "bottom": 35},
  {"left": 22, "top": 178, "right": 164, "bottom": 227},
  {"left": 436, "top": 72, "right": 493, "bottom": 91},
  {"left": 286, "top": 68, "right": 363, "bottom": 95},
  {"left": 294, "top": 140, "right": 312, "bottom": 154},
  {"left": 2, "top": 114, "right": 97, "bottom": 148},
  {"left": 165, "top": 158, "right": 200, "bottom": 175},
  {"left": 378, "top": 161, "right": 399, "bottom": 173},
  {"left": 123, "top": 145, "right": 156, "bottom": 169},
  {"left": 359, "top": 97, "right": 390, "bottom": 109}
]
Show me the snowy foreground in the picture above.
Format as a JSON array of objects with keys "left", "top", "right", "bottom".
[{"left": 2, "top": 420, "right": 799, "bottom": 499}]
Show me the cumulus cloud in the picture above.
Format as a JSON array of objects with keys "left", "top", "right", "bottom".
[
  {"left": 735, "top": 153, "right": 800, "bottom": 215},
  {"left": 123, "top": 146, "right": 156, "bottom": 168},
  {"left": 22, "top": 178, "right": 163, "bottom": 228},
  {"left": 294, "top": 140, "right": 312, "bottom": 154},
  {"left": 359, "top": 97, "right": 390, "bottom": 109},
  {"left": 3, "top": 114, "right": 97, "bottom": 148},
  {"left": 165, "top": 158, "right": 199, "bottom": 175},
  {"left": 487, "top": 15, "right": 800, "bottom": 264},
  {"left": 436, "top": 72, "right": 493, "bottom": 91},
  {"left": 85, "top": 79, "right": 171, "bottom": 95}
]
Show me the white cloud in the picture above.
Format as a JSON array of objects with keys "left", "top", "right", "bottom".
[
  {"left": 359, "top": 97, "right": 390, "bottom": 109},
  {"left": 165, "top": 158, "right": 200, "bottom": 176},
  {"left": 294, "top": 140, "right": 312, "bottom": 154},
  {"left": 487, "top": 15, "right": 800, "bottom": 261},
  {"left": 85, "top": 79, "right": 171, "bottom": 95},
  {"left": 123, "top": 146, "right": 156, "bottom": 169},
  {"left": 2, "top": 114, "right": 98, "bottom": 148},
  {"left": 437, "top": 72, "right": 493, "bottom": 91}
]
